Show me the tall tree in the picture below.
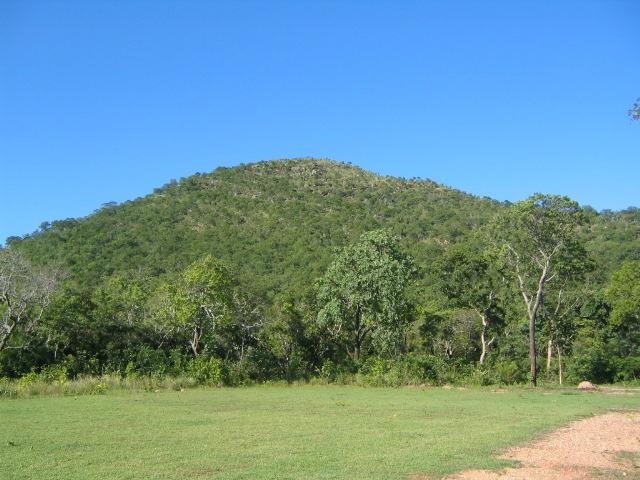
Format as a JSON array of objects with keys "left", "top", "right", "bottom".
[
  {"left": 0, "top": 248, "right": 59, "bottom": 352},
  {"left": 153, "top": 255, "right": 235, "bottom": 356},
  {"left": 316, "top": 230, "right": 417, "bottom": 362},
  {"left": 490, "top": 194, "right": 588, "bottom": 386},
  {"left": 435, "top": 245, "right": 503, "bottom": 364},
  {"left": 540, "top": 282, "right": 590, "bottom": 384}
]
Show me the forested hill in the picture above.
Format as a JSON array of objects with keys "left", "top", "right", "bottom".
[
  {"left": 9, "top": 159, "right": 500, "bottom": 298},
  {"left": 8, "top": 158, "right": 640, "bottom": 303}
]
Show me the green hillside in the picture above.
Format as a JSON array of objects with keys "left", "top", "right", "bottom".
[
  {"left": 3, "top": 158, "right": 639, "bottom": 384},
  {"left": 11, "top": 158, "right": 501, "bottom": 299},
  {"left": 12, "top": 158, "right": 639, "bottom": 296}
]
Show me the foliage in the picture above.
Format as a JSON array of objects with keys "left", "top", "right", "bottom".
[
  {"left": 606, "top": 261, "right": 640, "bottom": 328},
  {"left": 185, "top": 356, "right": 224, "bottom": 385},
  {"left": 0, "top": 248, "right": 59, "bottom": 352},
  {"left": 630, "top": 97, "right": 640, "bottom": 121},
  {"left": 2, "top": 159, "right": 639, "bottom": 386},
  {"left": 154, "top": 255, "right": 235, "bottom": 356},
  {"left": 435, "top": 245, "right": 504, "bottom": 364},
  {"left": 316, "top": 230, "right": 417, "bottom": 362},
  {"left": 489, "top": 194, "right": 589, "bottom": 385}
]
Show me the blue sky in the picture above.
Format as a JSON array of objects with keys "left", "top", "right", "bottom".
[{"left": 1, "top": 1, "right": 639, "bottom": 244}]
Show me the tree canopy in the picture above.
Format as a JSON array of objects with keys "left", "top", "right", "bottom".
[
  {"left": 2, "top": 159, "right": 639, "bottom": 386},
  {"left": 316, "top": 230, "right": 417, "bottom": 362}
]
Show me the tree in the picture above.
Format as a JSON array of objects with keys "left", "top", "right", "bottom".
[
  {"left": 606, "top": 260, "right": 640, "bottom": 328},
  {"left": 630, "top": 98, "right": 640, "bottom": 121},
  {"left": 605, "top": 260, "right": 640, "bottom": 380},
  {"left": 230, "top": 291, "right": 263, "bottom": 362},
  {"left": 436, "top": 245, "right": 503, "bottom": 364},
  {"left": 153, "top": 255, "right": 235, "bottom": 356},
  {"left": 0, "top": 248, "right": 58, "bottom": 352},
  {"left": 263, "top": 297, "right": 308, "bottom": 382},
  {"left": 93, "top": 273, "right": 150, "bottom": 329},
  {"left": 540, "top": 282, "right": 590, "bottom": 384},
  {"left": 490, "top": 194, "right": 588, "bottom": 386},
  {"left": 315, "top": 230, "right": 417, "bottom": 362}
]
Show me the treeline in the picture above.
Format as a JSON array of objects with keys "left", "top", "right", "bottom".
[{"left": 1, "top": 160, "right": 639, "bottom": 387}]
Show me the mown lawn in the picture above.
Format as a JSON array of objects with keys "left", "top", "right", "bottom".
[{"left": 1, "top": 385, "right": 639, "bottom": 480}]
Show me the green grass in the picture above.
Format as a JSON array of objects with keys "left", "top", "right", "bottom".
[{"left": 1, "top": 386, "right": 639, "bottom": 480}]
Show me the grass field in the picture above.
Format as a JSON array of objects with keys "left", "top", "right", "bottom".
[{"left": 1, "top": 385, "right": 639, "bottom": 480}]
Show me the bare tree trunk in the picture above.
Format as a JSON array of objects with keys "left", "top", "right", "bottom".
[
  {"left": 353, "top": 312, "right": 361, "bottom": 363},
  {"left": 557, "top": 345, "right": 563, "bottom": 385},
  {"left": 190, "top": 326, "right": 202, "bottom": 356},
  {"left": 529, "top": 313, "right": 537, "bottom": 386},
  {"left": 546, "top": 339, "right": 553, "bottom": 370},
  {"left": 526, "top": 268, "right": 547, "bottom": 387},
  {"left": 0, "top": 321, "right": 15, "bottom": 352},
  {"left": 479, "top": 313, "right": 494, "bottom": 365}
]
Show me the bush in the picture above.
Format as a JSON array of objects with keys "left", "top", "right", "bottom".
[
  {"left": 221, "top": 361, "right": 253, "bottom": 386},
  {"left": 16, "top": 371, "right": 39, "bottom": 390},
  {"left": 38, "top": 364, "right": 68, "bottom": 384},
  {"left": 356, "top": 354, "right": 457, "bottom": 387},
  {"left": 566, "top": 336, "right": 613, "bottom": 384},
  {"left": 318, "top": 360, "right": 352, "bottom": 383},
  {"left": 493, "top": 360, "right": 525, "bottom": 385},
  {"left": 186, "top": 356, "right": 223, "bottom": 386},
  {"left": 613, "top": 356, "right": 640, "bottom": 382}
]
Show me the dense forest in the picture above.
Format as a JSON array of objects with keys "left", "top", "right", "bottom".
[{"left": 1, "top": 158, "right": 639, "bottom": 387}]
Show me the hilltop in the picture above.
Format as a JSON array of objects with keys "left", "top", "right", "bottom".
[
  {"left": 10, "top": 159, "right": 501, "bottom": 298},
  {"left": 8, "top": 158, "right": 639, "bottom": 305}
]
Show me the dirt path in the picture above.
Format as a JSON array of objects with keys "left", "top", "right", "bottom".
[{"left": 446, "top": 411, "right": 640, "bottom": 480}]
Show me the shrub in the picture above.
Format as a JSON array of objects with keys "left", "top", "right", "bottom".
[
  {"left": 16, "top": 371, "right": 39, "bottom": 390},
  {"left": 356, "top": 354, "right": 458, "bottom": 387},
  {"left": 186, "top": 356, "right": 223, "bottom": 386},
  {"left": 493, "top": 360, "right": 525, "bottom": 385},
  {"left": 566, "top": 336, "right": 613, "bottom": 384},
  {"left": 613, "top": 356, "right": 640, "bottom": 382},
  {"left": 38, "top": 364, "right": 68, "bottom": 384},
  {"left": 221, "top": 361, "right": 252, "bottom": 386}
]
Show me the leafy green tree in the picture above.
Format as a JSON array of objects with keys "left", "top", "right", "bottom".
[
  {"left": 93, "top": 273, "right": 150, "bottom": 329},
  {"left": 37, "top": 287, "right": 94, "bottom": 364},
  {"left": 605, "top": 261, "right": 640, "bottom": 380},
  {"left": 262, "top": 297, "right": 308, "bottom": 381},
  {"left": 435, "top": 245, "right": 503, "bottom": 364},
  {"left": 540, "top": 282, "right": 589, "bottom": 384},
  {"left": 490, "top": 194, "right": 588, "bottom": 386},
  {"left": 316, "top": 230, "right": 417, "bottom": 362},
  {"left": 154, "top": 255, "right": 235, "bottom": 356},
  {"left": 229, "top": 291, "right": 263, "bottom": 362},
  {"left": 606, "top": 260, "right": 640, "bottom": 328}
]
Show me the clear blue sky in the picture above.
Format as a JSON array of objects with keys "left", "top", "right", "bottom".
[{"left": 1, "top": 1, "right": 639, "bottom": 244}]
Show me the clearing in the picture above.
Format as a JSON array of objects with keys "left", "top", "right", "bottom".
[
  {"left": 0, "top": 385, "right": 639, "bottom": 479},
  {"left": 442, "top": 410, "right": 640, "bottom": 479}
]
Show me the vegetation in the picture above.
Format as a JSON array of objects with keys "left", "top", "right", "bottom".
[
  {"left": 2, "top": 385, "right": 639, "bottom": 480},
  {"left": 316, "top": 229, "right": 417, "bottom": 362},
  {"left": 1, "top": 158, "right": 639, "bottom": 387},
  {"left": 631, "top": 97, "right": 640, "bottom": 121}
]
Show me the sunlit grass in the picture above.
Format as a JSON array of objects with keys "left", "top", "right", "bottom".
[{"left": 1, "top": 385, "right": 639, "bottom": 480}]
